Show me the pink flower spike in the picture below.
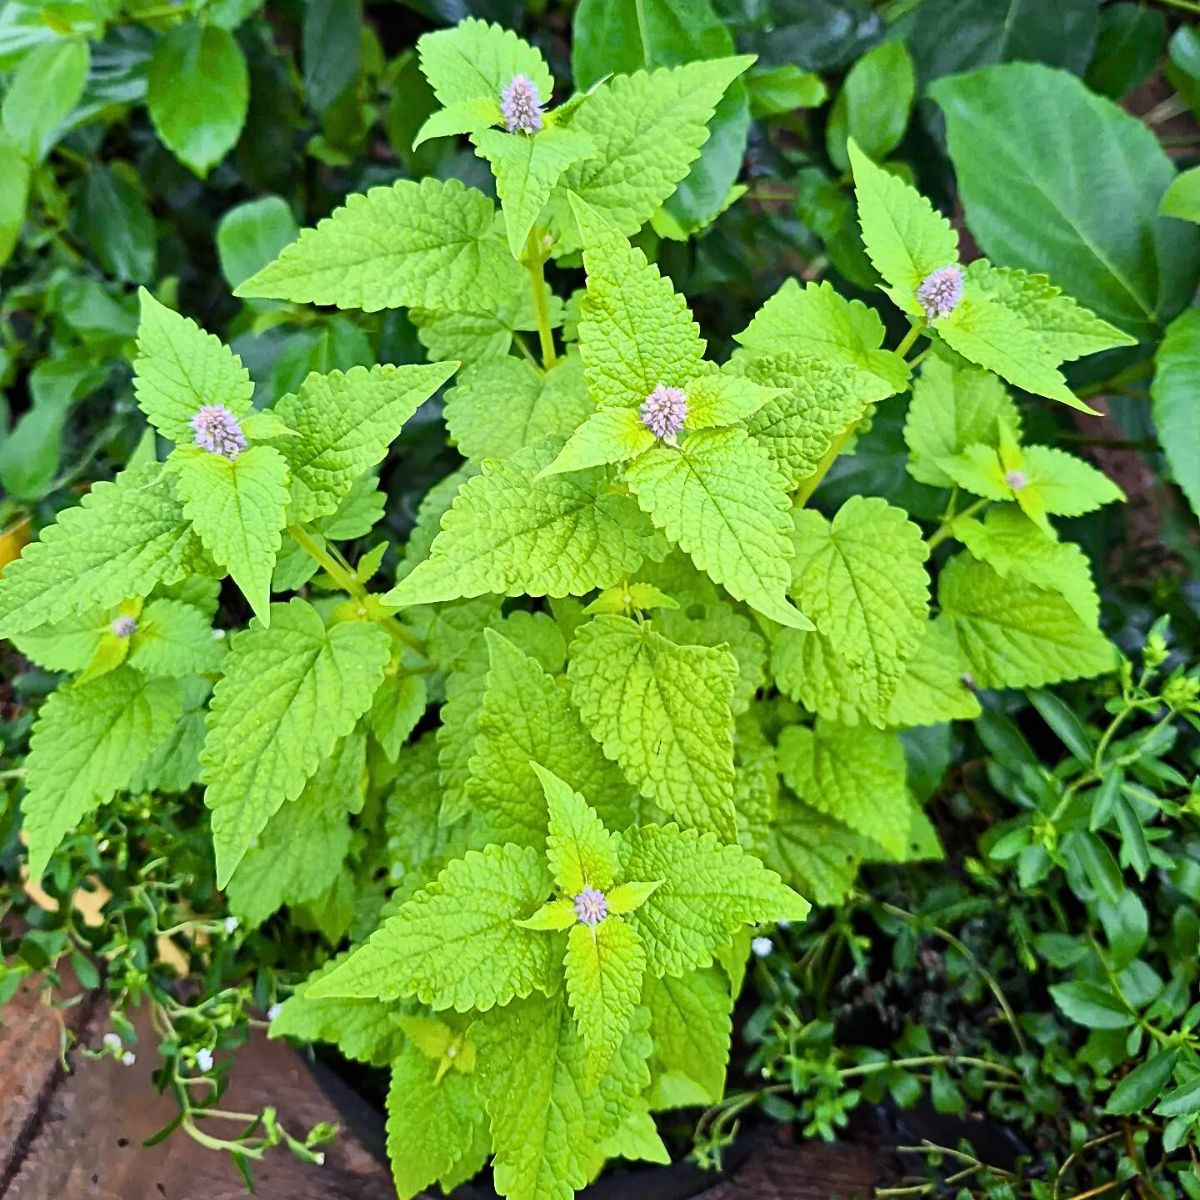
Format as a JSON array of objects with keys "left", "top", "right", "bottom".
[
  {"left": 501, "top": 74, "right": 544, "bottom": 135},
  {"left": 641, "top": 384, "right": 688, "bottom": 440},
  {"left": 191, "top": 405, "right": 247, "bottom": 459},
  {"left": 573, "top": 887, "right": 608, "bottom": 926},
  {"left": 916, "top": 265, "right": 964, "bottom": 320}
]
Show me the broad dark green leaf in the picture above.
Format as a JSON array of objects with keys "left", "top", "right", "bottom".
[
  {"left": 75, "top": 165, "right": 156, "bottom": 283},
  {"left": 905, "top": 0, "right": 1097, "bottom": 83},
  {"left": 745, "top": 66, "right": 826, "bottom": 118},
  {"left": 932, "top": 63, "right": 1200, "bottom": 339},
  {"left": 730, "top": 0, "right": 881, "bottom": 72},
  {"left": 0, "top": 133, "right": 29, "bottom": 267},
  {"left": 1150, "top": 308, "right": 1200, "bottom": 519},
  {"left": 147, "top": 23, "right": 249, "bottom": 176},
  {"left": 303, "top": 0, "right": 362, "bottom": 113},
  {"left": 826, "top": 41, "right": 913, "bottom": 171},
  {"left": 1167, "top": 27, "right": 1200, "bottom": 121},
  {"left": 1068, "top": 831, "right": 1123, "bottom": 908},
  {"left": 1085, "top": 4, "right": 1166, "bottom": 99}
]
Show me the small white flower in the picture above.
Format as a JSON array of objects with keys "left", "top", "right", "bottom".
[
  {"left": 103, "top": 1032, "right": 122, "bottom": 1051},
  {"left": 196, "top": 1047, "right": 214, "bottom": 1072},
  {"left": 121, "top": 1051, "right": 136, "bottom": 1067},
  {"left": 777, "top": 920, "right": 791, "bottom": 931},
  {"left": 751, "top": 936, "right": 774, "bottom": 958},
  {"left": 223, "top": 915, "right": 239, "bottom": 934},
  {"left": 267, "top": 1003, "right": 282, "bottom": 1022},
  {"left": 212, "top": 628, "right": 227, "bottom": 640}
]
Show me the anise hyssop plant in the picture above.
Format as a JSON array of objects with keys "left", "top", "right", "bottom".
[{"left": 0, "top": 19, "right": 1135, "bottom": 1200}]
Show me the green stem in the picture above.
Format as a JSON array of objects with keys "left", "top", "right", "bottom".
[
  {"left": 1154, "top": 0, "right": 1200, "bottom": 14},
  {"left": 836, "top": 1054, "right": 1020, "bottom": 1081},
  {"left": 524, "top": 229, "right": 557, "bottom": 368},
  {"left": 895, "top": 319, "right": 927, "bottom": 360},
  {"left": 794, "top": 424, "right": 856, "bottom": 507},
  {"left": 1077, "top": 359, "right": 1154, "bottom": 400},
  {"left": 0, "top": 768, "right": 27, "bottom": 781},
  {"left": 926, "top": 497, "right": 988, "bottom": 550},
  {"left": 286, "top": 524, "right": 426, "bottom": 656}
]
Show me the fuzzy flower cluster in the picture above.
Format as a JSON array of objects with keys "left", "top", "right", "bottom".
[
  {"left": 916, "top": 265, "right": 963, "bottom": 320},
  {"left": 574, "top": 887, "right": 608, "bottom": 926},
  {"left": 641, "top": 384, "right": 688, "bottom": 440},
  {"left": 191, "top": 404, "right": 246, "bottom": 459},
  {"left": 111, "top": 615, "right": 138, "bottom": 639},
  {"left": 501, "top": 74, "right": 544, "bottom": 135},
  {"left": 1005, "top": 469, "right": 1028, "bottom": 491}
]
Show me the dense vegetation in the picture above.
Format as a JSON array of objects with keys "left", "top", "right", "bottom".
[{"left": 1, "top": 1, "right": 1198, "bottom": 1197}]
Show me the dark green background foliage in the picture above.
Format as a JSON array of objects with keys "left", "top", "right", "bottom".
[{"left": 1, "top": 0, "right": 1198, "bottom": 1195}]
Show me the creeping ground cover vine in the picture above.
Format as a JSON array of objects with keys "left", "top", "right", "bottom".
[{"left": 0, "top": 17, "right": 1143, "bottom": 1200}]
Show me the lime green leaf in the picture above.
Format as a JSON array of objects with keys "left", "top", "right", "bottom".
[
  {"left": 939, "top": 553, "right": 1116, "bottom": 689},
  {"left": 307, "top": 843, "right": 555, "bottom": 1012},
  {"left": 10, "top": 606, "right": 113, "bottom": 674},
  {"left": 476, "top": 992, "right": 651, "bottom": 1200},
  {"left": 685, "top": 373, "right": 781, "bottom": 430},
  {"left": 369, "top": 671, "right": 427, "bottom": 762},
  {"left": 565, "top": 917, "right": 646, "bottom": 1085},
  {"left": 782, "top": 497, "right": 929, "bottom": 726},
  {"left": 235, "top": 178, "right": 523, "bottom": 314},
  {"left": 0, "top": 465, "right": 207, "bottom": 637},
  {"left": 414, "top": 95, "right": 503, "bottom": 147},
  {"left": 571, "top": 196, "right": 705, "bottom": 410},
  {"left": 418, "top": 17, "right": 554, "bottom": 108},
  {"left": 1150, "top": 307, "right": 1200, "bottom": 519},
  {"left": 387, "top": 1041, "right": 489, "bottom": 1200},
  {"left": 585, "top": 583, "right": 678, "bottom": 615},
  {"left": 625, "top": 428, "right": 811, "bottom": 629},
  {"left": 272, "top": 362, "right": 456, "bottom": 524},
  {"left": 733, "top": 278, "right": 910, "bottom": 402},
  {"left": 384, "top": 441, "right": 655, "bottom": 609},
  {"left": 568, "top": 614, "right": 738, "bottom": 840},
  {"left": 172, "top": 445, "right": 291, "bottom": 624},
  {"left": 127, "top": 676, "right": 210, "bottom": 796},
  {"left": 848, "top": 138, "right": 959, "bottom": 313},
  {"left": 147, "top": 24, "right": 248, "bottom": 177},
  {"left": 269, "top": 954, "right": 406, "bottom": 1067},
  {"left": 1, "top": 38, "right": 89, "bottom": 161},
  {"left": 729, "top": 351, "right": 876, "bottom": 490},
  {"left": 133, "top": 290, "right": 254, "bottom": 444},
  {"left": 23, "top": 668, "right": 184, "bottom": 878},
  {"left": 552, "top": 57, "right": 754, "bottom": 249},
  {"left": 476, "top": 125, "right": 597, "bottom": 257},
  {"left": 938, "top": 262, "right": 1135, "bottom": 413},
  {"left": 767, "top": 793, "right": 873, "bottom": 907},
  {"left": 127, "top": 598, "right": 224, "bottom": 678},
  {"left": 446, "top": 354, "right": 592, "bottom": 465},
  {"left": 536, "top": 763, "right": 620, "bottom": 893},
  {"left": 778, "top": 719, "right": 910, "bottom": 858},
  {"left": 541, "top": 407, "right": 655, "bottom": 476},
  {"left": 951, "top": 506, "right": 1100, "bottom": 626},
  {"left": 607, "top": 880, "right": 662, "bottom": 915},
  {"left": 618, "top": 823, "right": 809, "bottom": 978},
  {"left": 904, "top": 355, "right": 1022, "bottom": 488},
  {"left": 226, "top": 732, "right": 364, "bottom": 926},
  {"left": 598, "top": 1105, "right": 670, "bottom": 1164},
  {"left": 467, "top": 632, "right": 632, "bottom": 847},
  {"left": 886, "top": 618, "right": 982, "bottom": 727},
  {"left": 202, "top": 599, "right": 390, "bottom": 886},
  {"left": 644, "top": 967, "right": 733, "bottom": 1108}
]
